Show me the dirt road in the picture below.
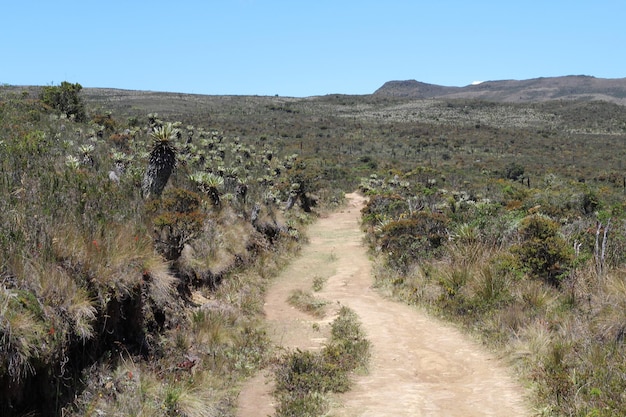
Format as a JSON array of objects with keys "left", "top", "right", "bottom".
[{"left": 236, "top": 193, "right": 531, "bottom": 417}]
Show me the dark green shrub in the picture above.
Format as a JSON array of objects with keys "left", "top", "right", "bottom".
[
  {"left": 275, "top": 391, "right": 327, "bottom": 417},
  {"left": 327, "top": 306, "right": 370, "bottom": 373},
  {"left": 40, "top": 81, "right": 86, "bottom": 121},
  {"left": 358, "top": 155, "right": 378, "bottom": 169},
  {"left": 274, "top": 349, "right": 347, "bottom": 394},
  {"left": 512, "top": 214, "right": 574, "bottom": 286},
  {"left": 379, "top": 211, "right": 449, "bottom": 270},
  {"left": 504, "top": 162, "right": 525, "bottom": 181},
  {"left": 578, "top": 188, "right": 600, "bottom": 215},
  {"left": 361, "top": 193, "right": 407, "bottom": 226}
]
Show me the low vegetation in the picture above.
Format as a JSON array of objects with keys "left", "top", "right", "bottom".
[
  {"left": 361, "top": 170, "right": 626, "bottom": 416},
  {"left": 287, "top": 289, "right": 329, "bottom": 318},
  {"left": 272, "top": 306, "right": 370, "bottom": 417},
  {"left": 3, "top": 81, "right": 626, "bottom": 416}
]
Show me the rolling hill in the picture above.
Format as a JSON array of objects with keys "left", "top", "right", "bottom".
[{"left": 374, "top": 75, "right": 626, "bottom": 104}]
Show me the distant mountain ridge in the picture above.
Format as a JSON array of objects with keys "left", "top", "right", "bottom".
[{"left": 374, "top": 75, "right": 626, "bottom": 104}]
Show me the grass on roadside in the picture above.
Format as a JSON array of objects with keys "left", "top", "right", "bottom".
[
  {"left": 312, "top": 275, "right": 327, "bottom": 292},
  {"left": 287, "top": 289, "right": 329, "bottom": 318},
  {"left": 272, "top": 306, "right": 370, "bottom": 417}
]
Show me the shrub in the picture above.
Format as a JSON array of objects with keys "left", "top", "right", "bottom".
[
  {"left": 379, "top": 211, "right": 449, "bottom": 271},
  {"left": 361, "top": 193, "right": 407, "bottom": 226},
  {"left": 504, "top": 162, "right": 525, "bottom": 181},
  {"left": 149, "top": 188, "right": 205, "bottom": 261},
  {"left": 274, "top": 349, "right": 346, "bottom": 395},
  {"left": 327, "top": 306, "right": 370, "bottom": 372},
  {"left": 91, "top": 112, "right": 117, "bottom": 133},
  {"left": 40, "top": 81, "right": 86, "bottom": 121},
  {"left": 275, "top": 391, "right": 327, "bottom": 417},
  {"left": 511, "top": 214, "right": 574, "bottom": 286}
]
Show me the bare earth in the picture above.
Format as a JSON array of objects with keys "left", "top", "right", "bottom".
[{"left": 236, "top": 193, "right": 532, "bottom": 417}]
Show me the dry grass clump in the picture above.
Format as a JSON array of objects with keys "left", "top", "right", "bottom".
[
  {"left": 0, "top": 285, "right": 46, "bottom": 382},
  {"left": 288, "top": 289, "right": 329, "bottom": 318},
  {"left": 69, "top": 359, "right": 220, "bottom": 417},
  {"left": 36, "top": 263, "right": 97, "bottom": 340},
  {"left": 52, "top": 222, "right": 177, "bottom": 308},
  {"left": 593, "top": 271, "right": 626, "bottom": 342},
  {"left": 372, "top": 260, "right": 438, "bottom": 304}
]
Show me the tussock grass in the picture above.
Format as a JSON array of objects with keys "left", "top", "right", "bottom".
[
  {"left": 593, "top": 271, "right": 626, "bottom": 342},
  {"left": 288, "top": 289, "right": 329, "bottom": 318},
  {"left": 312, "top": 275, "right": 327, "bottom": 292},
  {"left": 0, "top": 286, "right": 46, "bottom": 382},
  {"left": 51, "top": 223, "right": 160, "bottom": 299}
]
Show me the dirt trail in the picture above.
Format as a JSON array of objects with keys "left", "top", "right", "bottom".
[{"left": 236, "top": 193, "right": 531, "bottom": 417}]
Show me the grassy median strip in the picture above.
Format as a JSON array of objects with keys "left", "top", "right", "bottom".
[{"left": 272, "top": 306, "right": 370, "bottom": 417}]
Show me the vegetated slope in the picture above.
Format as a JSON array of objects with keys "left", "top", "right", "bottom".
[
  {"left": 0, "top": 86, "right": 338, "bottom": 416},
  {"left": 72, "top": 85, "right": 626, "bottom": 191},
  {"left": 374, "top": 75, "right": 626, "bottom": 104},
  {"left": 4, "top": 82, "right": 626, "bottom": 415}
]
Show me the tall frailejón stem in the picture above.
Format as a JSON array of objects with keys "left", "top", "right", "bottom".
[{"left": 142, "top": 123, "right": 178, "bottom": 199}]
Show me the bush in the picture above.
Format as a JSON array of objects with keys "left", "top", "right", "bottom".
[
  {"left": 504, "top": 162, "right": 525, "bottom": 181},
  {"left": 361, "top": 193, "right": 407, "bottom": 226},
  {"left": 148, "top": 188, "right": 205, "bottom": 261},
  {"left": 379, "top": 211, "right": 449, "bottom": 271},
  {"left": 327, "top": 306, "right": 371, "bottom": 372},
  {"left": 40, "top": 81, "right": 86, "bottom": 121},
  {"left": 512, "top": 214, "right": 574, "bottom": 286},
  {"left": 275, "top": 349, "right": 348, "bottom": 395}
]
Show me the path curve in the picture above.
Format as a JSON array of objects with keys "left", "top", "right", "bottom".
[{"left": 237, "top": 193, "right": 531, "bottom": 417}]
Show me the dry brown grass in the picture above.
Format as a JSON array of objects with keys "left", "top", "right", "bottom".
[
  {"left": 71, "top": 358, "right": 220, "bottom": 417},
  {"left": 0, "top": 286, "right": 45, "bottom": 381},
  {"left": 51, "top": 222, "right": 177, "bottom": 306},
  {"left": 287, "top": 289, "right": 329, "bottom": 318},
  {"left": 593, "top": 270, "right": 626, "bottom": 342}
]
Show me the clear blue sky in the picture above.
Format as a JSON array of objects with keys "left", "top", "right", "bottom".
[{"left": 2, "top": 1, "right": 625, "bottom": 97}]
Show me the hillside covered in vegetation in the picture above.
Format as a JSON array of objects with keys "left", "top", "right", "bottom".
[
  {"left": 2, "top": 82, "right": 626, "bottom": 416},
  {"left": 375, "top": 75, "right": 626, "bottom": 104}
]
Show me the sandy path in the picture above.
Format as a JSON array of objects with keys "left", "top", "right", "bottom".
[{"left": 236, "top": 193, "right": 531, "bottom": 417}]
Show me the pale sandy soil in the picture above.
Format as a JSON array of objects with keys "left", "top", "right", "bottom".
[{"left": 236, "top": 193, "right": 532, "bottom": 417}]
